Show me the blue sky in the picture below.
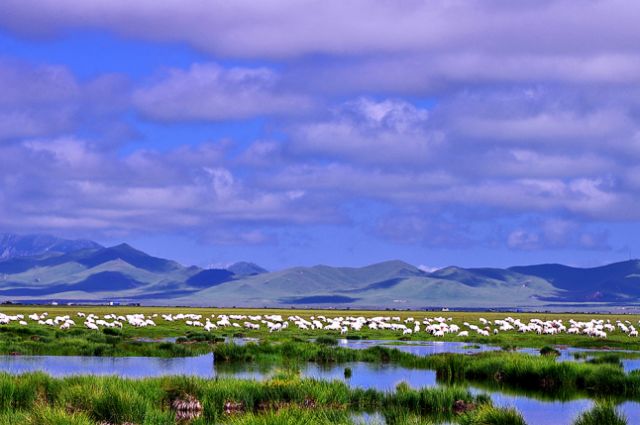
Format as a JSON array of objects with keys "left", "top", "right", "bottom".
[{"left": 0, "top": 1, "right": 638, "bottom": 270}]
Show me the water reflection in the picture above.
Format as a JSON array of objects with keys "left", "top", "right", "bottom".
[
  {"left": 135, "top": 336, "right": 640, "bottom": 372},
  {"left": 337, "top": 339, "right": 502, "bottom": 356},
  {"left": 484, "top": 391, "right": 640, "bottom": 425},
  {"left": 0, "top": 353, "right": 214, "bottom": 378},
  {"left": 337, "top": 339, "right": 640, "bottom": 372},
  {"left": 215, "top": 361, "right": 437, "bottom": 391}
]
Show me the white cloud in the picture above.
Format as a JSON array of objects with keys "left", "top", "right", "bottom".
[
  {"left": 289, "top": 98, "right": 443, "bottom": 165},
  {"left": 417, "top": 264, "right": 441, "bottom": 273},
  {"left": 133, "top": 63, "right": 312, "bottom": 121}
]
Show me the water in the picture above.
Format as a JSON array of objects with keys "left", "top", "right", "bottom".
[
  {"left": 337, "top": 339, "right": 502, "bottom": 355},
  {"left": 215, "top": 361, "right": 438, "bottom": 391},
  {"left": 135, "top": 336, "right": 258, "bottom": 345},
  {"left": 351, "top": 412, "right": 386, "bottom": 424},
  {"left": 226, "top": 336, "right": 260, "bottom": 345},
  {"left": 521, "top": 346, "right": 640, "bottom": 372},
  {"left": 137, "top": 336, "right": 640, "bottom": 371},
  {"left": 305, "top": 363, "right": 437, "bottom": 391},
  {"left": 0, "top": 353, "right": 437, "bottom": 391},
  {"left": 0, "top": 353, "right": 214, "bottom": 378},
  {"left": 622, "top": 358, "right": 640, "bottom": 372},
  {"left": 482, "top": 391, "right": 640, "bottom": 425},
  {"left": 337, "top": 339, "right": 640, "bottom": 372},
  {"left": 134, "top": 337, "right": 178, "bottom": 343}
]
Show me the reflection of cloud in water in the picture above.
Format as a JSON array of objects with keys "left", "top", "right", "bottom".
[{"left": 0, "top": 353, "right": 214, "bottom": 378}]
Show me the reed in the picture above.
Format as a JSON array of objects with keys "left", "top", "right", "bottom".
[
  {"left": 459, "top": 404, "right": 527, "bottom": 425},
  {"left": 0, "top": 372, "right": 487, "bottom": 424},
  {"left": 573, "top": 402, "right": 627, "bottom": 425},
  {"left": 585, "top": 354, "right": 622, "bottom": 367},
  {"left": 0, "top": 326, "right": 212, "bottom": 358},
  {"left": 224, "top": 408, "right": 355, "bottom": 425},
  {"left": 539, "top": 346, "right": 560, "bottom": 357},
  {"left": 428, "top": 352, "right": 640, "bottom": 398}
]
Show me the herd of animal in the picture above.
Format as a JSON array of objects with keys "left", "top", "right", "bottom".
[{"left": 0, "top": 311, "right": 638, "bottom": 339}]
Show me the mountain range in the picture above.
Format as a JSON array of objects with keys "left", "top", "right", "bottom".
[{"left": 0, "top": 233, "right": 639, "bottom": 310}]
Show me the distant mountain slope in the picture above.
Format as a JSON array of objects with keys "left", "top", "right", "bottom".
[
  {"left": 0, "top": 243, "right": 183, "bottom": 277},
  {"left": 196, "top": 260, "right": 424, "bottom": 299},
  {"left": 0, "top": 233, "right": 639, "bottom": 310},
  {"left": 510, "top": 260, "right": 640, "bottom": 301},
  {"left": 173, "top": 261, "right": 558, "bottom": 308},
  {"left": 0, "top": 239, "right": 202, "bottom": 301},
  {"left": 227, "top": 262, "right": 267, "bottom": 276},
  {"left": 431, "top": 267, "right": 514, "bottom": 287},
  {"left": 0, "top": 233, "right": 102, "bottom": 260},
  {"left": 186, "top": 269, "right": 235, "bottom": 288},
  {"left": 72, "top": 243, "right": 183, "bottom": 273}
]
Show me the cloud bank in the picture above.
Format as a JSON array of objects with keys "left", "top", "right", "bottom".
[{"left": 0, "top": 1, "right": 638, "bottom": 258}]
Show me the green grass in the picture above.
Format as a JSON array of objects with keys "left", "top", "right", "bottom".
[
  {"left": 0, "top": 306, "right": 639, "bottom": 351},
  {"left": 225, "top": 408, "right": 358, "bottom": 425},
  {"left": 0, "top": 326, "right": 211, "bottom": 357},
  {"left": 459, "top": 404, "right": 527, "bottom": 425},
  {"left": 315, "top": 336, "right": 339, "bottom": 345},
  {"left": 539, "top": 346, "right": 561, "bottom": 357},
  {"left": 585, "top": 354, "right": 623, "bottom": 367},
  {"left": 573, "top": 402, "right": 627, "bottom": 425},
  {"left": 433, "top": 351, "right": 640, "bottom": 399},
  {"left": 0, "top": 372, "right": 490, "bottom": 424}
]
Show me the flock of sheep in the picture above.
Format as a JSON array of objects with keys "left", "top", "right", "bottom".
[{"left": 0, "top": 311, "right": 639, "bottom": 339}]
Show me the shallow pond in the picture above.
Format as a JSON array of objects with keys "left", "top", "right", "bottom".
[
  {"left": 337, "top": 339, "right": 640, "bottom": 372},
  {"left": 0, "top": 353, "right": 214, "bottom": 378},
  {"left": 482, "top": 390, "right": 640, "bottom": 425},
  {"left": 336, "top": 339, "right": 502, "bottom": 355},
  {"left": 216, "top": 361, "right": 438, "bottom": 391},
  {"left": 0, "top": 354, "right": 438, "bottom": 391},
  {"left": 136, "top": 336, "right": 640, "bottom": 371}
]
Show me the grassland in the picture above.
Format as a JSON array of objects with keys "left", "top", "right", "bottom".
[
  {"left": 573, "top": 402, "right": 628, "bottom": 425},
  {"left": 1, "top": 305, "right": 640, "bottom": 350},
  {"left": 0, "top": 371, "right": 523, "bottom": 425}
]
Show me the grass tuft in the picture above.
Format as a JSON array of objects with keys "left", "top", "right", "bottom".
[{"left": 573, "top": 402, "right": 627, "bottom": 425}]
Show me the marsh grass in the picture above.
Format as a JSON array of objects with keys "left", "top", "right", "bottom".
[
  {"left": 224, "top": 408, "right": 356, "bottom": 425},
  {"left": 539, "top": 346, "right": 560, "bottom": 357},
  {"left": 208, "top": 341, "right": 640, "bottom": 399},
  {"left": 585, "top": 354, "right": 623, "bottom": 367},
  {"left": 0, "top": 326, "right": 212, "bottom": 357},
  {"left": 440, "top": 351, "right": 640, "bottom": 398},
  {"left": 344, "top": 367, "right": 353, "bottom": 379},
  {"left": 573, "top": 402, "right": 627, "bottom": 425},
  {"left": 0, "top": 372, "right": 487, "bottom": 424},
  {"left": 459, "top": 404, "right": 527, "bottom": 425},
  {"left": 315, "top": 336, "right": 339, "bottom": 345}
]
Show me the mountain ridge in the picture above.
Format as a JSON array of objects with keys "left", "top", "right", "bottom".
[
  {"left": 0, "top": 233, "right": 638, "bottom": 310},
  {"left": 0, "top": 233, "right": 102, "bottom": 260}
]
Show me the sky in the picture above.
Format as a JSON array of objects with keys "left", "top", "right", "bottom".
[{"left": 1, "top": 0, "right": 640, "bottom": 270}]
